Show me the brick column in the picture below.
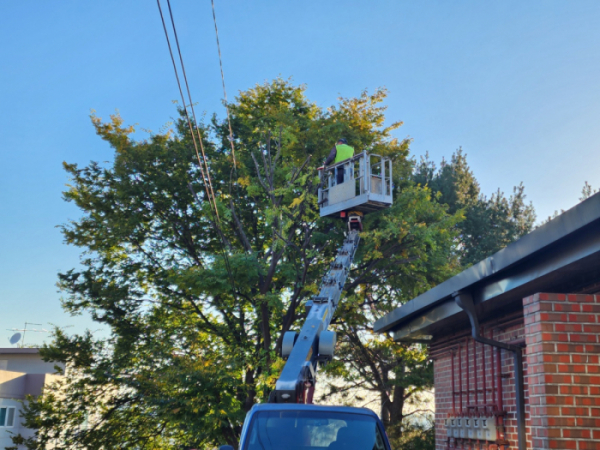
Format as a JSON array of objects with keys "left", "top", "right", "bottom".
[
  {"left": 433, "top": 351, "right": 453, "bottom": 450},
  {"left": 524, "top": 293, "right": 600, "bottom": 450}
]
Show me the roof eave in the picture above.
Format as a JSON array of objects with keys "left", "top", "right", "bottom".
[{"left": 374, "top": 192, "right": 600, "bottom": 337}]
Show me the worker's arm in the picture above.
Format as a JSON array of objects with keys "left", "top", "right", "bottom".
[{"left": 323, "top": 146, "right": 337, "bottom": 166}]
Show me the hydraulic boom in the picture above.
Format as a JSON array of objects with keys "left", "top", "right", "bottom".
[{"left": 269, "top": 226, "right": 361, "bottom": 404}]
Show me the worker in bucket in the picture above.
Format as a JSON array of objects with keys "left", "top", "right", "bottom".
[{"left": 318, "top": 138, "right": 355, "bottom": 184}]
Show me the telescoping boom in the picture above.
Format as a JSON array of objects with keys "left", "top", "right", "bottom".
[
  {"left": 269, "top": 227, "right": 361, "bottom": 404},
  {"left": 269, "top": 151, "right": 393, "bottom": 404},
  {"left": 221, "top": 152, "right": 394, "bottom": 450}
]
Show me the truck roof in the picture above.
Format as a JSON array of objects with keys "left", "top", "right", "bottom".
[{"left": 249, "top": 403, "right": 379, "bottom": 418}]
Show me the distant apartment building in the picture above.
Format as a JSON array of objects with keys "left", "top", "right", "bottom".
[{"left": 0, "top": 348, "right": 64, "bottom": 449}]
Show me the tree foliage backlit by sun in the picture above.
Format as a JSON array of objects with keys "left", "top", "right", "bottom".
[{"left": 13, "top": 79, "right": 534, "bottom": 450}]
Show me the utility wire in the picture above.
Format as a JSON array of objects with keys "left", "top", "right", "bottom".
[
  {"left": 157, "top": 0, "right": 237, "bottom": 294},
  {"left": 165, "top": 0, "right": 220, "bottom": 220},
  {"left": 210, "top": 0, "right": 237, "bottom": 169},
  {"left": 156, "top": 0, "right": 217, "bottom": 218},
  {"left": 210, "top": 0, "right": 243, "bottom": 270}
]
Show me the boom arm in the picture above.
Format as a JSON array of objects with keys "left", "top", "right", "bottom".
[{"left": 269, "top": 229, "right": 361, "bottom": 404}]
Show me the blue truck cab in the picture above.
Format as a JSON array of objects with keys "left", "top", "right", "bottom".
[{"left": 233, "top": 403, "right": 392, "bottom": 450}]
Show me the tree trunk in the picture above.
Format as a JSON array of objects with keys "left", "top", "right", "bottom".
[
  {"left": 242, "top": 368, "right": 256, "bottom": 412},
  {"left": 389, "top": 385, "right": 405, "bottom": 437},
  {"left": 381, "top": 385, "right": 405, "bottom": 439},
  {"left": 380, "top": 390, "right": 390, "bottom": 427}
]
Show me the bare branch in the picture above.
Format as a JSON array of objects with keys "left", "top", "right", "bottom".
[
  {"left": 287, "top": 155, "right": 312, "bottom": 187},
  {"left": 266, "top": 131, "right": 273, "bottom": 182},
  {"left": 250, "top": 153, "right": 270, "bottom": 193},
  {"left": 402, "top": 408, "right": 434, "bottom": 418},
  {"left": 229, "top": 199, "right": 253, "bottom": 253},
  {"left": 274, "top": 126, "right": 283, "bottom": 165}
]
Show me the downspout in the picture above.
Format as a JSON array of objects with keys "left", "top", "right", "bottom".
[
  {"left": 466, "top": 338, "right": 469, "bottom": 413},
  {"left": 451, "top": 351, "right": 456, "bottom": 414},
  {"left": 453, "top": 291, "right": 526, "bottom": 450},
  {"left": 458, "top": 345, "right": 463, "bottom": 414}
]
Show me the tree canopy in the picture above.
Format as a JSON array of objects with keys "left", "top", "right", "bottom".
[
  {"left": 15, "top": 80, "right": 535, "bottom": 450},
  {"left": 414, "top": 149, "right": 536, "bottom": 267}
]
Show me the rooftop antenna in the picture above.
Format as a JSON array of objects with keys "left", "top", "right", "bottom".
[{"left": 6, "top": 323, "right": 48, "bottom": 348}]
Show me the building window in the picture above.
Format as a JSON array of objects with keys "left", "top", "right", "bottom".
[{"left": 0, "top": 407, "right": 15, "bottom": 427}]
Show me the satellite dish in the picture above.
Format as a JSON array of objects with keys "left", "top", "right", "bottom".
[{"left": 9, "top": 333, "right": 21, "bottom": 345}]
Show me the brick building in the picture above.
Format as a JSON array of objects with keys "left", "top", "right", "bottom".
[{"left": 374, "top": 192, "right": 600, "bottom": 450}]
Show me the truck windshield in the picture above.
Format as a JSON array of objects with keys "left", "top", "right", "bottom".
[{"left": 243, "top": 410, "right": 387, "bottom": 450}]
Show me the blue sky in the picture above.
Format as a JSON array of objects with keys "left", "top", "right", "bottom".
[{"left": 1, "top": 1, "right": 600, "bottom": 346}]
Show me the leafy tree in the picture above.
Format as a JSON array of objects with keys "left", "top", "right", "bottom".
[
  {"left": 320, "top": 184, "right": 460, "bottom": 439},
  {"left": 414, "top": 149, "right": 536, "bottom": 267},
  {"left": 15, "top": 80, "right": 461, "bottom": 449},
  {"left": 388, "top": 415, "right": 435, "bottom": 450}
]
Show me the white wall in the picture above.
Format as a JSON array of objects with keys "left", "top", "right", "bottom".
[{"left": 0, "top": 353, "right": 64, "bottom": 375}]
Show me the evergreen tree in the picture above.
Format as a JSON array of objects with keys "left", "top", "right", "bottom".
[
  {"left": 413, "top": 149, "right": 536, "bottom": 267},
  {"left": 579, "top": 181, "right": 598, "bottom": 201}
]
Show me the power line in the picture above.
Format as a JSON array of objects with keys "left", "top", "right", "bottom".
[
  {"left": 211, "top": 0, "right": 237, "bottom": 169},
  {"left": 156, "top": 0, "right": 219, "bottom": 220},
  {"left": 165, "top": 0, "right": 220, "bottom": 219},
  {"left": 157, "top": 0, "right": 238, "bottom": 296}
]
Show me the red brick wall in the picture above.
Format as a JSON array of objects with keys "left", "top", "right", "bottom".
[
  {"left": 430, "top": 293, "right": 600, "bottom": 450},
  {"left": 430, "top": 313, "right": 530, "bottom": 450},
  {"left": 432, "top": 343, "right": 453, "bottom": 449},
  {"left": 524, "top": 293, "right": 600, "bottom": 449}
]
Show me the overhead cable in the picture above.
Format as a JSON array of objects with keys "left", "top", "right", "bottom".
[
  {"left": 157, "top": 0, "right": 220, "bottom": 220},
  {"left": 211, "top": 0, "right": 237, "bottom": 168},
  {"left": 157, "top": 0, "right": 238, "bottom": 295},
  {"left": 165, "top": 0, "right": 220, "bottom": 219}
]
